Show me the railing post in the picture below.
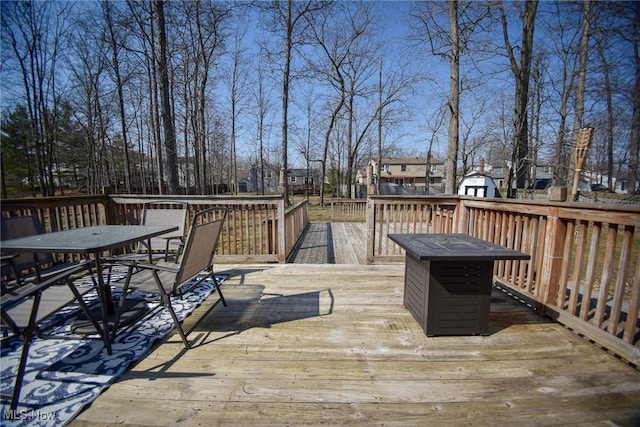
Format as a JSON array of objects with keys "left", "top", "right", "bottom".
[
  {"left": 365, "top": 197, "right": 376, "bottom": 264},
  {"left": 103, "top": 195, "right": 118, "bottom": 225},
  {"left": 539, "top": 206, "right": 566, "bottom": 311},
  {"left": 277, "top": 197, "right": 286, "bottom": 263},
  {"left": 455, "top": 197, "right": 468, "bottom": 234}
]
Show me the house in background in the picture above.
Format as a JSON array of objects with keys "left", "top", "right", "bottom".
[
  {"left": 467, "top": 161, "right": 556, "bottom": 192},
  {"left": 364, "top": 156, "right": 445, "bottom": 195},
  {"left": 287, "top": 168, "right": 322, "bottom": 195},
  {"left": 246, "top": 165, "right": 321, "bottom": 195},
  {"left": 458, "top": 159, "right": 501, "bottom": 198},
  {"left": 458, "top": 173, "right": 501, "bottom": 198}
]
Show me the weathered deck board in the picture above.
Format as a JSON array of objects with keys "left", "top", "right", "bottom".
[
  {"left": 71, "top": 264, "right": 640, "bottom": 426},
  {"left": 288, "top": 222, "right": 366, "bottom": 264}
]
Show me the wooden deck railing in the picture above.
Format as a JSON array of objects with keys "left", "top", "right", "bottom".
[
  {"left": 367, "top": 195, "right": 640, "bottom": 365},
  {"left": 1, "top": 194, "right": 304, "bottom": 264},
  {"left": 284, "top": 200, "right": 309, "bottom": 257},
  {"left": 365, "top": 196, "right": 459, "bottom": 264},
  {"left": 2, "top": 194, "right": 638, "bottom": 363},
  {"left": 330, "top": 198, "right": 367, "bottom": 222}
]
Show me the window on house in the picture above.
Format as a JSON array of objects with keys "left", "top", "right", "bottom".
[
  {"left": 382, "top": 164, "right": 390, "bottom": 173},
  {"left": 401, "top": 164, "right": 407, "bottom": 172},
  {"left": 290, "top": 176, "right": 296, "bottom": 183},
  {"left": 430, "top": 164, "right": 438, "bottom": 172}
]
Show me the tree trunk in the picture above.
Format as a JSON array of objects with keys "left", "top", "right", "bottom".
[
  {"left": 104, "top": 2, "right": 132, "bottom": 194},
  {"left": 499, "top": 0, "right": 538, "bottom": 196},
  {"left": 570, "top": 0, "right": 591, "bottom": 191},
  {"left": 154, "top": 0, "right": 180, "bottom": 195},
  {"left": 281, "top": 0, "right": 293, "bottom": 206},
  {"left": 445, "top": 0, "right": 459, "bottom": 195},
  {"left": 629, "top": 18, "right": 640, "bottom": 194},
  {"left": 594, "top": 22, "right": 615, "bottom": 191}
]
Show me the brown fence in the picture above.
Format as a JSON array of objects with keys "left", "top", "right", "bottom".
[{"left": 367, "top": 195, "right": 640, "bottom": 365}]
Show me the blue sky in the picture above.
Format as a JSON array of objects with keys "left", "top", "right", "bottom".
[{"left": 1, "top": 1, "right": 633, "bottom": 174}]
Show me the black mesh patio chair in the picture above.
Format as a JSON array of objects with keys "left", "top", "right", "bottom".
[
  {"left": 1, "top": 260, "right": 104, "bottom": 410},
  {"left": 114, "top": 207, "right": 228, "bottom": 349},
  {"left": 1, "top": 209, "right": 92, "bottom": 289},
  {"left": 110, "top": 201, "right": 189, "bottom": 263}
]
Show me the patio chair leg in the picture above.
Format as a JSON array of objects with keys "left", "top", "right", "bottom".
[
  {"left": 11, "top": 333, "right": 32, "bottom": 411},
  {"left": 212, "top": 274, "right": 227, "bottom": 307},
  {"left": 166, "top": 299, "right": 191, "bottom": 349},
  {"left": 65, "top": 276, "right": 111, "bottom": 354},
  {"left": 110, "top": 266, "right": 136, "bottom": 344},
  {"left": 88, "top": 262, "right": 113, "bottom": 355},
  {"left": 149, "top": 270, "right": 191, "bottom": 349},
  {"left": 9, "top": 292, "right": 42, "bottom": 410}
]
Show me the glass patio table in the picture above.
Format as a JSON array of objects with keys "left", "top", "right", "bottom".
[{"left": 0, "top": 225, "right": 178, "bottom": 353}]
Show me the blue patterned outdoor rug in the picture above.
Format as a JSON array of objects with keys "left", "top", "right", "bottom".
[{"left": 0, "top": 273, "right": 226, "bottom": 426}]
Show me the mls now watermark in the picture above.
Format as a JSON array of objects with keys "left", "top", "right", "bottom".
[{"left": 3, "top": 409, "right": 56, "bottom": 421}]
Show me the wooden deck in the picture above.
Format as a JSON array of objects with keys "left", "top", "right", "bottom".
[
  {"left": 72, "top": 263, "right": 640, "bottom": 426},
  {"left": 288, "top": 222, "right": 367, "bottom": 264}
]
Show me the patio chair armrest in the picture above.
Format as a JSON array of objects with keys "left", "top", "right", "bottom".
[
  {"left": 1, "top": 259, "right": 96, "bottom": 310},
  {"left": 1, "top": 254, "right": 18, "bottom": 262},
  {"left": 122, "top": 261, "right": 180, "bottom": 274}
]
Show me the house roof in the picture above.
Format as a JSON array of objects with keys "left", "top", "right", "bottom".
[
  {"left": 378, "top": 157, "right": 443, "bottom": 165},
  {"left": 288, "top": 168, "right": 320, "bottom": 177}
]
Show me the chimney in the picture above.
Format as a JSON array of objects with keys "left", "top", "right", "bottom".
[{"left": 479, "top": 158, "right": 485, "bottom": 174}]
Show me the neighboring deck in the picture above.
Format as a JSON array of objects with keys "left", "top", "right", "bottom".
[{"left": 72, "top": 264, "right": 640, "bottom": 426}]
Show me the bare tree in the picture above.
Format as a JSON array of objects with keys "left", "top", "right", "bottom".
[
  {"left": 628, "top": 8, "right": 639, "bottom": 194},
  {"left": 227, "top": 30, "right": 248, "bottom": 195},
  {"left": 68, "top": 7, "right": 112, "bottom": 194},
  {"left": 127, "top": 0, "right": 164, "bottom": 194},
  {"left": 1, "top": 1, "right": 72, "bottom": 196},
  {"left": 567, "top": 0, "right": 592, "bottom": 194},
  {"left": 592, "top": 4, "right": 614, "bottom": 191},
  {"left": 617, "top": 1, "right": 640, "bottom": 194},
  {"left": 102, "top": 2, "right": 132, "bottom": 193},
  {"left": 178, "top": 1, "right": 230, "bottom": 194},
  {"left": 527, "top": 52, "right": 548, "bottom": 183},
  {"left": 422, "top": 105, "right": 447, "bottom": 194},
  {"left": 446, "top": 0, "right": 460, "bottom": 194},
  {"left": 154, "top": 0, "right": 179, "bottom": 194},
  {"left": 460, "top": 97, "right": 491, "bottom": 176},
  {"left": 573, "top": 0, "right": 591, "bottom": 133},
  {"left": 308, "top": 3, "right": 418, "bottom": 199},
  {"left": 413, "top": 1, "right": 491, "bottom": 194},
  {"left": 303, "top": 2, "right": 360, "bottom": 203},
  {"left": 253, "top": 55, "right": 273, "bottom": 195},
  {"left": 498, "top": 0, "right": 538, "bottom": 196},
  {"left": 262, "top": 0, "right": 330, "bottom": 206},
  {"left": 539, "top": 2, "right": 580, "bottom": 186}
]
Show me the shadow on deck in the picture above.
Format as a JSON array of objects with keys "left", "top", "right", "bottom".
[{"left": 72, "top": 264, "right": 640, "bottom": 426}]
